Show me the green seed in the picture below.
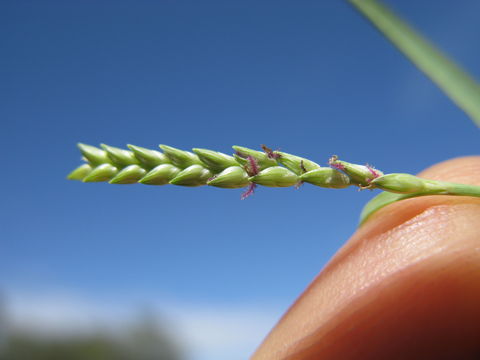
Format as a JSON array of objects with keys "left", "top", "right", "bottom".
[
  {"left": 207, "top": 166, "right": 250, "bottom": 188},
  {"left": 169, "top": 165, "right": 212, "bottom": 187},
  {"left": 159, "top": 145, "right": 202, "bottom": 168},
  {"left": 101, "top": 144, "right": 139, "bottom": 167},
  {"left": 329, "top": 156, "right": 383, "bottom": 186},
  {"left": 192, "top": 148, "right": 238, "bottom": 172},
  {"left": 109, "top": 165, "right": 147, "bottom": 184},
  {"left": 276, "top": 151, "right": 321, "bottom": 175},
  {"left": 232, "top": 145, "right": 277, "bottom": 170},
  {"left": 300, "top": 168, "right": 352, "bottom": 188},
  {"left": 249, "top": 166, "right": 299, "bottom": 187},
  {"left": 127, "top": 144, "right": 170, "bottom": 169},
  {"left": 139, "top": 164, "right": 180, "bottom": 185},
  {"left": 67, "top": 164, "right": 92, "bottom": 180},
  {"left": 83, "top": 164, "right": 118, "bottom": 182},
  {"left": 77, "top": 143, "right": 111, "bottom": 166}
]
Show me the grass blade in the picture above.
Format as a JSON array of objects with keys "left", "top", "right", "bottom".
[{"left": 348, "top": 0, "right": 480, "bottom": 126}]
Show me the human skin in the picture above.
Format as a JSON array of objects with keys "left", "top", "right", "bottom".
[{"left": 252, "top": 156, "right": 480, "bottom": 360}]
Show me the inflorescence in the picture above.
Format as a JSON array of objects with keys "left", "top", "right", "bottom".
[{"left": 68, "top": 144, "right": 480, "bottom": 202}]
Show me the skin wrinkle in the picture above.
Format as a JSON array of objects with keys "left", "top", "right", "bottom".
[
  {"left": 288, "top": 259, "right": 480, "bottom": 359},
  {"left": 278, "top": 204, "right": 480, "bottom": 359},
  {"left": 299, "top": 205, "right": 454, "bottom": 327},
  {"left": 252, "top": 156, "right": 480, "bottom": 360}
]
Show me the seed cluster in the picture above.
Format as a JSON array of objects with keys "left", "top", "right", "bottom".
[
  {"left": 68, "top": 144, "right": 480, "bottom": 204},
  {"left": 68, "top": 144, "right": 355, "bottom": 198}
]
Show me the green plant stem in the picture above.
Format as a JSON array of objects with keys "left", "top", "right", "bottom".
[
  {"left": 359, "top": 180, "right": 480, "bottom": 225},
  {"left": 445, "top": 182, "right": 480, "bottom": 197}
]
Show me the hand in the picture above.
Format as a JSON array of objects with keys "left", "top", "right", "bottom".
[{"left": 252, "top": 156, "right": 480, "bottom": 359}]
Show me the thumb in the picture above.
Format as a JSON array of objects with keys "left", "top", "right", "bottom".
[{"left": 253, "top": 156, "right": 480, "bottom": 360}]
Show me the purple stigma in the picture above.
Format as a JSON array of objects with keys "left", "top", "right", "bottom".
[
  {"left": 245, "top": 155, "right": 260, "bottom": 177},
  {"left": 241, "top": 183, "right": 256, "bottom": 200},
  {"left": 366, "top": 164, "right": 381, "bottom": 180},
  {"left": 328, "top": 155, "right": 345, "bottom": 171},
  {"left": 261, "top": 144, "right": 281, "bottom": 159},
  {"left": 330, "top": 162, "right": 345, "bottom": 171}
]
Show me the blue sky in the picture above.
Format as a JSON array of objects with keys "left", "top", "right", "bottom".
[{"left": 2, "top": 1, "right": 480, "bottom": 359}]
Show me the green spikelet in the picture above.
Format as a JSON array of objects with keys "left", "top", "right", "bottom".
[
  {"left": 159, "top": 145, "right": 202, "bottom": 168},
  {"left": 110, "top": 165, "right": 147, "bottom": 184},
  {"left": 140, "top": 164, "right": 180, "bottom": 185},
  {"left": 207, "top": 166, "right": 250, "bottom": 189},
  {"left": 232, "top": 146, "right": 277, "bottom": 170},
  {"left": 127, "top": 144, "right": 170, "bottom": 169},
  {"left": 83, "top": 164, "right": 118, "bottom": 182},
  {"left": 276, "top": 152, "right": 321, "bottom": 175},
  {"left": 329, "top": 155, "right": 384, "bottom": 186},
  {"left": 192, "top": 148, "right": 238, "bottom": 173},
  {"left": 300, "top": 168, "right": 352, "bottom": 189},
  {"left": 101, "top": 144, "right": 139, "bottom": 167},
  {"left": 249, "top": 167, "right": 299, "bottom": 187},
  {"left": 169, "top": 165, "right": 212, "bottom": 186},
  {"left": 67, "top": 164, "right": 92, "bottom": 180},
  {"left": 77, "top": 143, "right": 111, "bottom": 166}
]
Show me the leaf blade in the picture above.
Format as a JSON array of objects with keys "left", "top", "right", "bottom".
[{"left": 348, "top": 0, "right": 480, "bottom": 126}]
